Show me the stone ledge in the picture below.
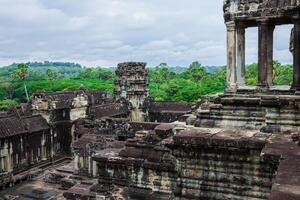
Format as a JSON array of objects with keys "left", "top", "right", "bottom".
[
  {"left": 173, "top": 128, "right": 268, "bottom": 150},
  {"left": 262, "top": 135, "right": 300, "bottom": 200}
]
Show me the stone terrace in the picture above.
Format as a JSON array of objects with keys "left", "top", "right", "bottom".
[{"left": 91, "top": 126, "right": 300, "bottom": 199}]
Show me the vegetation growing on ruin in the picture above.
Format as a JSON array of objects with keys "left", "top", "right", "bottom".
[{"left": 0, "top": 61, "right": 293, "bottom": 110}]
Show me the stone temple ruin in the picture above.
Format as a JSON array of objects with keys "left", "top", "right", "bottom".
[
  {"left": 223, "top": 0, "right": 300, "bottom": 92},
  {"left": 0, "top": 1, "right": 300, "bottom": 200}
]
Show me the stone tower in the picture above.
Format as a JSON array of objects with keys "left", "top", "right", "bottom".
[{"left": 115, "top": 62, "right": 149, "bottom": 122}]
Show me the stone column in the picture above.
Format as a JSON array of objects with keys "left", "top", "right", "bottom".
[
  {"left": 258, "top": 20, "right": 274, "bottom": 90},
  {"left": 226, "top": 22, "right": 237, "bottom": 93},
  {"left": 292, "top": 18, "right": 300, "bottom": 90},
  {"left": 41, "top": 133, "right": 47, "bottom": 161},
  {"left": 50, "top": 129, "right": 54, "bottom": 160},
  {"left": 267, "top": 24, "right": 275, "bottom": 87},
  {"left": 6, "top": 142, "right": 12, "bottom": 173},
  {"left": 74, "top": 153, "right": 79, "bottom": 173},
  {"left": 236, "top": 26, "right": 246, "bottom": 86}
]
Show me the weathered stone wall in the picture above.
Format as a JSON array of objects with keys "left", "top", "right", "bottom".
[
  {"left": 1, "top": 118, "right": 51, "bottom": 167},
  {"left": 147, "top": 101, "right": 192, "bottom": 123},
  {"left": 31, "top": 91, "right": 93, "bottom": 156},
  {"left": 53, "top": 122, "right": 73, "bottom": 155},
  {"left": 170, "top": 131, "right": 278, "bottom": 199},
  {"left": 73, "top": 134, "right": 106, "bottom": 176},
  {"left": 93, "top": 128, "right": 280, "bottom": 199},
  {"left": 89, "top": 103, "right": 130, "bottom": 120},
  {"left": 70, "top": 107, "right": 87, "bottom": 121},
  {"left": 72, "top": 117, "right": 134, "bottom": 176},
  {"left": 196, "top": 94, "right": 300, "bottom": 132},
  {"left": 0, "top": 114, "right": 51, "bottom": 188}
]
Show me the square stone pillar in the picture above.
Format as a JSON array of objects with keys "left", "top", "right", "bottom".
[
  {"left": 226, "top": 22, "right": 237, "bottom": 93},
  {"left": 258, "top": 21, "right": 274, "bottom": 90},
  {"left": 292, "top": 19, "right": 300, "bottom": 91},
  {"left": 236, "top": 26, "right": 246, "bottom": 86},
  {"left": 267, "top": 24, "right": 274, "bottom": 87}
]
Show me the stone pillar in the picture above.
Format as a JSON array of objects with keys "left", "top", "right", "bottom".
[
  {"left": 258, "top": 20, "right": 274, "bottom": 89},
  {"left": 41, "top": 133, "right": 47, "bottom": 161},
  {"left": 226, "top": 22, "right": 237, "bottom": 93},
  {"left": 6, "top": 142, "right": 12, "bottom": 173},
  {"left": 74, "top": 153, "right": 79, "bottom": 172},
  {"left": 236, "top": 26, "right": 246, "bottom": 86},
  {"left": 267, "top": 24, "right": 275, "bottom": 87},
  {"left": 50, "top": 129, "right": 54, "bottom": 159},
  {"left": 92, "top": 160, "right": 98, "bottom": 177},
  {"left": 292, "top": 19, "right": 300, "bottom": 90}
]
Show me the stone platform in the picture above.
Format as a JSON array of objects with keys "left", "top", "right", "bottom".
[
  {"left": 196, "top": 91, "right": 300, "bottom": 132},
  {"left": 91, "top": 126, "right": 300, "bottom": 199},
  {"left": 236, "top": 85, "right": 295, "bottom": 95}
]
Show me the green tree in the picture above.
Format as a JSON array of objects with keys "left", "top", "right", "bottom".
[
  {"left": 159, "top": 66, "right": 171, "bottom": 81},
  {"left": 0, "top": 99, "right": 18, "bottom": 111},
  {"left": 150, "top": 69, "right": 162, "bottom": 89},
  {"left": 188, "top": 62, "right": 207, "bottom": 81},
  {"left": 245, "top": 63, "right": 258, "bottom": 85},
  {"left": 272, "top": 60, "right": 293, "bottom": 85},
  {"left": 11, "top": 63, "right": 29, "bottom": 101},
  {"left": 79, "top": 68, "right": 95, "bottom": 79},
  {"left": 96, "top": 68, "right": 115, "bottom": 80},
  {"left": 46, "top": 68, "right": 58, "bottom": 80},
  {"left": 0, "top": 82, "right": 16, "bottom": 99}
]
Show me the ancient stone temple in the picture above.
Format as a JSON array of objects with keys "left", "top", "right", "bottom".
[
  {"left": 1, "top": 2, "right": 300, "bottom": 200},
  {"left": 196, "top": 1, "right": 300, "bottom": 132},
  {"left": 115, "top": 62, "right": 149, "bottom": 122},
  {"left": 223, "top": 0, "right": 300, "bottom": 92},
  {"left": 31, "top": 90, "right": 114, "bottom": 155}
]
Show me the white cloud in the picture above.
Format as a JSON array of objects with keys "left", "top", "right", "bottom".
[{"left": 0, "top": 0, "right": 293, "bottom": 67}]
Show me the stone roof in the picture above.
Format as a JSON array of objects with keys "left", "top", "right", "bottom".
[
  {"left": 20, "top": 189, "right": 57, "bottom": 200},
  {"left": 63, "top": 184, "right": 96, "bottom": 199},
  {"left": 34, "top": 90, "right": 84, "bottom": 100},
  {"left": 148, "top": 101, "right": 192, "bottom": 113},
  {"left": 89, "top": 103, "right": 129, "bottom": 119},
  {"left": 0, "top": 111, "right": 6, "bottom": 117},
  {"left": 32, "top": 89, "right": 111, "bottom": 110},
  {"left": 22, "top": 115, "right": 49, "bottom": 133},
  {"left": 224, "top": 0, "right": 300, "bottom": 24},
  {"left": 173, "top": 128, "right": 267, "bottom": 150},
  {"left": 154, "top": 124, "right": 175, "bottom": 139},
  {"left": 32, "top": 90, "right": 84, "bottom": 109},
  {"left": 0, "top": 115, "right": 26, "bottom": 138},
  {"left": 0, "top": 114, "right": 49, "bottom": 138},
  {"left": 119, "top": 146, "right": 151, "bottom": 159},
  {"left": 129, "top": 122, "right": 161, "bottom": 132},
  {"left": 87, "top": 91, "right": 113, "bottom": 105},
  {"left": 73, "top": 134, "right": 100, "bottom": 149}
]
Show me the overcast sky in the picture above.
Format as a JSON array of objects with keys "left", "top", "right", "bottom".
[{"left": 0, "top": 0, "right": 293, "bottom": 67}]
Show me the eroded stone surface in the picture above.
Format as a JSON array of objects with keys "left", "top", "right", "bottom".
[
  {"left": 196, "top": 93, "right": 300, "bottom": 132},
  {"left": 224, "top": 0, "right": 300, "bottom": 24},
  {"left": 115, "top": 62, "right": 149, "bottom": 122},
  {"left": 91, "top": 127, "right": 288, "bottom": 199}
]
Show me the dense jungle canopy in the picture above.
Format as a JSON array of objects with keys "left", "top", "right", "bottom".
[{"left": 0, "top": 61, "right": 293, "bottom": 110}]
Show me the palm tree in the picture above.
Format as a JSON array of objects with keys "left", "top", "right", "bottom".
[
  {"left": 189, "top": 61, "right": 206, "bottom": 81},
  {"left": 12, "top": 63, "right": 29, "bottom": 102}
]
